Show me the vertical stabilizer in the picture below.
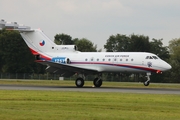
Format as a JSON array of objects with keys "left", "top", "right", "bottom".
[
  {"left": 20, "top": 29, "right": 55, "bottom": 55},
  {"left": 0, "top": 19, "right": 78, "bottom": 56}
]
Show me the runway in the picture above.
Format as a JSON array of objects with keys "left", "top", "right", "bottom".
[{"left": 0, "top": 84, "right": 180, "bottom": 94}]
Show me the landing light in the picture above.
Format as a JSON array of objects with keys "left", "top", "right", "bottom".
[{"left": 156, "top": 70, "right": 162, "bottom": 74}]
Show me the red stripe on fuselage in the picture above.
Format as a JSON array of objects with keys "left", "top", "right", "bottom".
[
  {"left": 71, "top": 62, "right": 160, "bottom": 73},
  {"left": 30, "top": 48, "right": 39, "bottom": 55},
  {"left": 29, "top": 48, "right": 51, "bottom": 61}
]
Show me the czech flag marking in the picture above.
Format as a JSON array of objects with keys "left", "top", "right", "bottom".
[{"left": 39, "top": 40, "right": 45, "bottom": 46}]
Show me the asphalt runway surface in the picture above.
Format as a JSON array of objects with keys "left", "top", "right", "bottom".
[{"left": 0, "top": 84, "right": 180, "bottom": 94}]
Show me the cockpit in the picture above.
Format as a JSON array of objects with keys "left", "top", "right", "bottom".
[{"left": 145, "top": 56, "right": 159, "bottom": 59}]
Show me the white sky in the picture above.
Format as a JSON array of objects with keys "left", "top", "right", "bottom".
[{"left": 0, "top": 0, "right": 180, "bottom": 51}]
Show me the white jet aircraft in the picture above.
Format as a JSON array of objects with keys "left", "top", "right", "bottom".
[{"left": 0, "top": 20, "right": 172, "bottom": 87}]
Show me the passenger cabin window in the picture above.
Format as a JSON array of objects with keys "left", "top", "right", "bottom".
[
  {"left": 97, "top": 58, "right": 99, "bottom": 61},
  {"left": 120, "top": 59, "right": 122, "bottom": 61},
  {"left": 108, "top": 58, "right": 111, "bottom": 61},
  {"left": 85, "top": 58, "right": 88, "bottom": 61},
  {"left": 91, "top": 58, "right": 93, "bottom": 61},
  {"left": 126, "top": 59, "right": 128, "bottom": 61},
  {"left": 103, "top": 58, "right": 105, "bottom": 61},
  {"left": 131, "top": 59, "right": 133, "bottom": 61}
]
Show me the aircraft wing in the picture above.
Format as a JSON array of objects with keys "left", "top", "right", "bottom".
[{"left": 36, "top": 60, "right": 98, "bottom": 77}]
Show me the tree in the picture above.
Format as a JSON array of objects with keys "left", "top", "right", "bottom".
[
  {"left": 150, "top": 38, "right": 169, "bottom": 60},
  {"left": 104, "top": 34, "right": 131, "bottom": 52},
  {"left": 0, "top": 29, "right": 45, "bottom": 73},
  {"left": 130, "top": 34, "right": 150, "bottom": 52},
  {"left": 168, "top": 38, "right": 180, "bottom": 83},
  {"left": 54, "top": 33, "right": 74, "bottom": 45},
  {"left": 104, "top": 34, "right": 151, "bottom": 52},
  {"left": 73, "top": 38, "right": 99, "bottom": 52}
]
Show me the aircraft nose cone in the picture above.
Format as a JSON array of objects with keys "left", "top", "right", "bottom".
[
  {"left": 167, "top": 63, "right": 172, "bottom": 70},
  {"left": 161, "top": 62, "right": 172, "bottom": 71},
  {"left": 163, "top": 61, "right": 172, "bottom": 70}
]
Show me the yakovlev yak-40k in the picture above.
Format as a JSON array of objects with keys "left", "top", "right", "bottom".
[{"left": 0, "top": 20, "right": 171, "bottom": 87}]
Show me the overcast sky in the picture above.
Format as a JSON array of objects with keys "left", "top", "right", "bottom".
[{"left": 0, "top": 0, "right": 180, "bottom": 50}]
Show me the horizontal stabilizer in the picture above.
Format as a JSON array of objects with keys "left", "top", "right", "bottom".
[{"left": 0, "top": 19, "right": 33, "bottom": 32}]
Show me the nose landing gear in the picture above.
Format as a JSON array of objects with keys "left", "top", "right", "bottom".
[{"left": 143, "top": 73, "right": 151, "bottom": 86}]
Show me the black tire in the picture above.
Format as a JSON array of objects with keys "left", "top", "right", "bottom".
[
  {"left": 93, "top": 78, "right": 102, "bottom": 87},
  {"left": 75, "top": 78, "right": 84, "bottom": 87},
  {"left": 143, "top": 81, "right": 150, "bottom": 86}
]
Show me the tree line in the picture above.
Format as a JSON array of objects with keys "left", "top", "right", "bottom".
[{"left": 0, "top": 29, "right": 179, "bottom": 83}]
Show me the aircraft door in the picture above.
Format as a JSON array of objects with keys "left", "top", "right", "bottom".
[{"left": 142, "top": 61, "right": 144, "bottom": 65}]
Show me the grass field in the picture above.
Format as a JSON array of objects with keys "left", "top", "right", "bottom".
[
  {"left": 0, "top": 80, "right": 180, "bottom": 120},
  {"left": 0, "top": 79, "right": 180, "bottom": 89}
]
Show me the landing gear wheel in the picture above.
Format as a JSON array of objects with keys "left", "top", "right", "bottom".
[
  {"left": 93, "top": 78, "right": 102, "bottom": 87},
  {"left": 143, "top": 81, "right": 150, "bottom": 86},
  {"left": 75, "top": 78, "right": 84, "bottom": 87}
]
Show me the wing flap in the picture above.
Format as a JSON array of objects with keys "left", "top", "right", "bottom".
[{"left": 46, "top": 66, "right": 75, "bottom": 77}]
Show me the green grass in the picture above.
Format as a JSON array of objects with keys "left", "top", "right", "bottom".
[
  {"left": 0, "top": 79, "right": 180, "bottom": 89},
  {"left": 0, "top": 80, "right": 180, "bottom": 120},
  {"left": 0, "top": 90, "right": 180, "bottom": 120}
]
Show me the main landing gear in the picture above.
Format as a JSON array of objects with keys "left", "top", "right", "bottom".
[
  {"left": 75, "top": 73, "right": 151, "bottom": 87},
  {"left": 75, "top": 78, "right": 84, "bottom": 87},
  {"left": 75, "top": 74, "right": 103, "bottom": 88},
  {"left": 143, "top": 72, "right": 151, "bottom": 86}
]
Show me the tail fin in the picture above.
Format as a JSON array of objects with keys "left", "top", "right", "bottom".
[
  {"left": 20, "top": 29, "right": 55, "bottom": 55},
  {"left": 20, "top": 30, "right": 78, "bottom": 55},
  {"left": 0, "top": 19, "right": 78, "bottom": 57}
]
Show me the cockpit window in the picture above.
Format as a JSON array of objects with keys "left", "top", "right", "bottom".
[
  {"left": 152, "top": 56, "right": 158, "bottom": 59},
  {"left": 149, "top": 56, "right": 153, "bottom": 59},
  {"left": 146, "top": 56, "right": 149, "bottom": 59},
  {"left": 146, "top": 56, "right": 158, "bottom": 59}
]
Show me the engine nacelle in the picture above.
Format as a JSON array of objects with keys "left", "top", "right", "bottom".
[{"left": 55, "top": 45, "right": 77, "bottom": 52}]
